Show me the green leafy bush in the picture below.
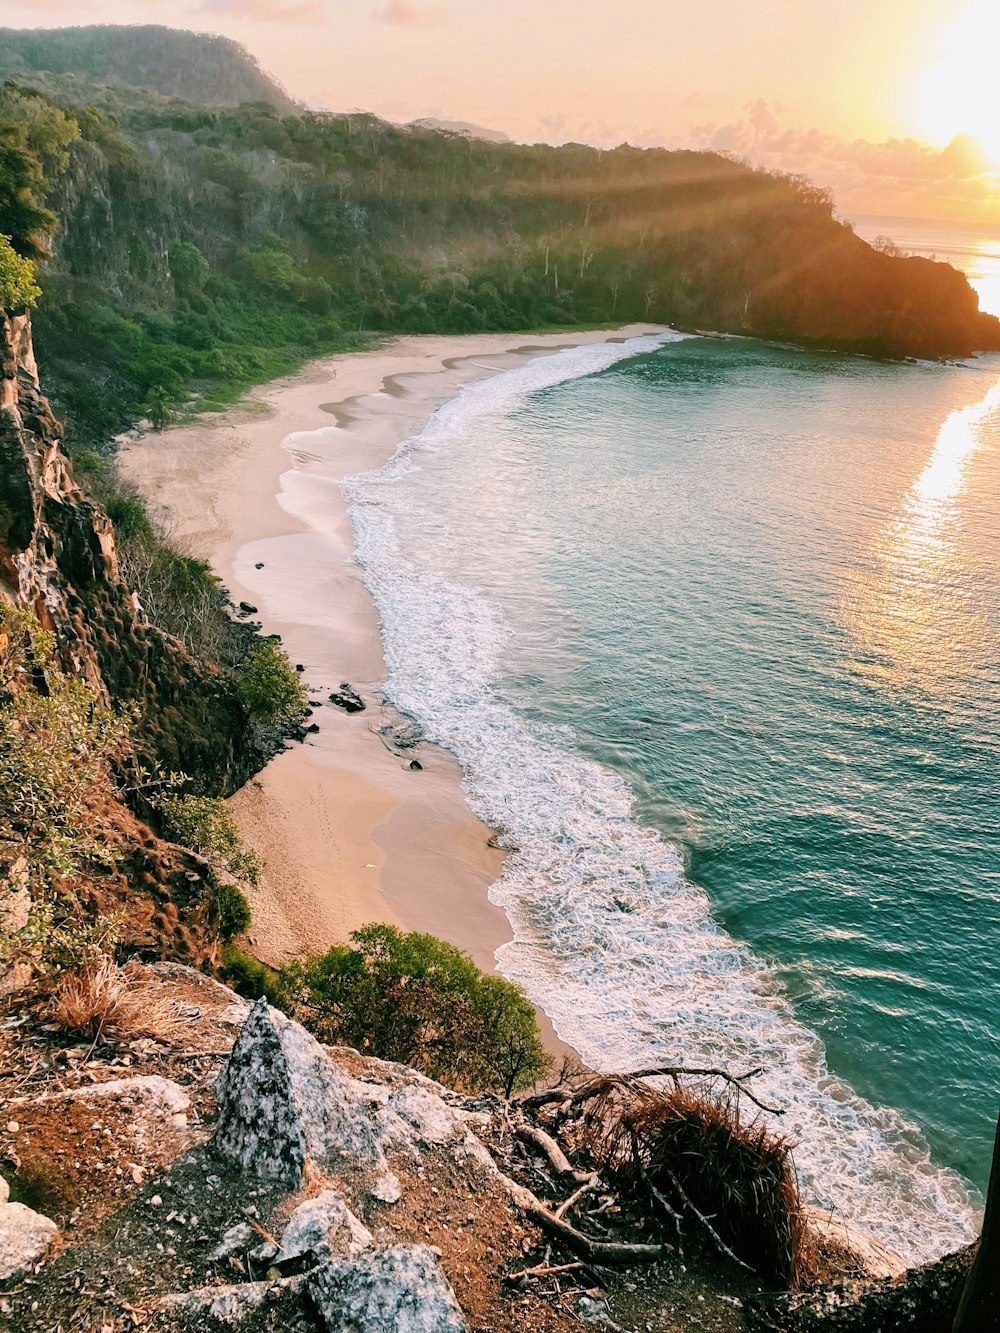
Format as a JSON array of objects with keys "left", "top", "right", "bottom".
[
  {"left": 0, "top": 233, "right": 40, "bottom": 309},
  {"left": 281, "top": 924, "right": 551, "bottom": 1096},
  {"left": 222, "top": 941, "right": 285, "bottom": 1003},
  {"left": 233, "top": 638, "right": 306, "bottom": 726},
  {"left": 157, "top": 793, "right": 261, "bottom": 886},
  {"left": 216, "top": 882, "right": 252, "bottom": 941}
]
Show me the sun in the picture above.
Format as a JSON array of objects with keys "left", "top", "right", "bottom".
[{"left": 916, "top": 2, "right": 1000, "bottom": 165}]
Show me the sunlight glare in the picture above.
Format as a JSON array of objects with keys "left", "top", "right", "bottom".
[
  {"left": 840, "top": 375, "right": 1000, "bottom": 698},
  {"left": 917, "top": 3, "right": 1000, "bottom": 164}
]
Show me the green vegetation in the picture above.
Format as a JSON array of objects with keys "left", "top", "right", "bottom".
[
  {"left": 0, "top": 605, "right": 133, "bottom": 981},
  {"left": 157, "top": 793, "right": 262, "bottom": 887},
  {"left": 0, "top": 605, "right": 134, "bottom": 889},
  {"left": 215, "top": 882, "right": 252, "bottom": 942},
  {"left": 234, "top": 638, "right": 307, "bottom": 727},
  {"left": 221, "top": 941, "right": 284, "bottom": 1002},
  {"left": 0, "top": 233, "right": 40, "bottom": 308},
  {"left": 281, "top": 924, "right": 551, "bottom": 1097},
  {"left": 0, "top": 32, "right": 994, "bottom": 451}
]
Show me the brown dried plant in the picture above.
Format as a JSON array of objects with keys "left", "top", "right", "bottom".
[
  {"left": 43, "top": 958, "right": 185, "bottom": 1045},
  {"left": 575, "top": 1074, "right": 819, "bottom": 1288}
]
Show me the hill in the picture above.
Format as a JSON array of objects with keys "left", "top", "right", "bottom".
[
  {"left": 1, "top": 26, "right": 998, "bottom": 453},
  {"left": 0, "top": 24, "right": 294, "bottom": 110}
]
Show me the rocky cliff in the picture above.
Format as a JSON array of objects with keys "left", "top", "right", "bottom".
[
  {"left": 0, "top": 307, "right": 273, "bottom": 967},
  {"left": 0, "top": 306, "right": 276, "bottom": 793}
]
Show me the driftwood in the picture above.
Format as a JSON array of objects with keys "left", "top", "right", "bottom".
[
  {"left": 743, "top": 1244, "right": 976, "bottom": 1332},
  {"left": 524, "top": 1201, "right": 669, "bottom": 1266}
]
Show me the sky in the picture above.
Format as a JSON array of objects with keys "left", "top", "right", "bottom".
[{"left": 6, "top": 0, "right": 1000, "bottom": 222}]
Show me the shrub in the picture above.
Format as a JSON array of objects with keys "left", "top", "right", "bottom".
[
  {"left": 157, "top": 793, "right": 261, "bottom": 887},
  {"left": 281, "top": 924, "right": 551, "bottom": 1096},
  {"left": 221, "top": 941, "right": 285, "bottom": 1003},
  {"left": 105, "top": 492, "right": 153, "bottom": 540},
  {"left": 216, "top": 882, "right": 252, "bottom": 941},
  {"left": 233, "top": 638, "right": 306, "bottom": 726},
  {"left": 0, "top": 233, "right": 40, "bottom": 309}
]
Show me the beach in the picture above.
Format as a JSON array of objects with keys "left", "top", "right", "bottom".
[{"left": 118, "top": 326, "right": 664, "bottom": 1008}]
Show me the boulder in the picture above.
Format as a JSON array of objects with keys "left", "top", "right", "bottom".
[
  {"left": 213, "top": 999, "right": 386, "bottom": 1187},
  {"left": 308, "top": 1244, "right": 468, "bottom": 1332},
  {"left": 328, "top": 683, "right": 365, "bottom": 714},
  {"left": 0, "top": 1201, "right": 58, "bottom": 1282},
  {"left": 255, "top": 1189, "right": 372, "bottom": 1267}
]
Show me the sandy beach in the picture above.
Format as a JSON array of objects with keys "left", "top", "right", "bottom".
[{"left": 119, "top": 326, "right": 664, "bottom": 1018}]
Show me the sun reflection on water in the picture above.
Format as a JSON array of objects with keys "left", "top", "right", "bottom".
[{"left": 840, "top": 376, "right": 1000, "bottom": 700}]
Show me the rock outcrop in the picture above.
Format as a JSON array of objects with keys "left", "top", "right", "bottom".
[
  {"left": 213, "top": 998, "right": 388, "bottom": 1188},
  {"left": 0, "top": 306, "right": 263, "bottom": 793},
  {"left": 308, "top": 1244, "right": 469, "bottom": 1332}
]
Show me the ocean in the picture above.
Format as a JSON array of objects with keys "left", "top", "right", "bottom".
[{"left": 345, "top": 276, "right": 1000, "bottom": 1262}]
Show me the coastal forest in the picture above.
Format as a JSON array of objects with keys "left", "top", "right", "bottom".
[{"left": 2, "top": 23, "right": 999, "bottom": 457}]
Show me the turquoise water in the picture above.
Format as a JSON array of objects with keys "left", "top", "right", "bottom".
[{"left": 347, "top": 332, "right": 1000, "bottom": 1259}]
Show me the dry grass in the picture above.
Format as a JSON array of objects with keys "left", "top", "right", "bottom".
[
  {"left": 43, "top": 957, "right": 186, "bottom": 1044},
  {"left": 577, "top": 1076, "right": 818, "bottom": 1288}
]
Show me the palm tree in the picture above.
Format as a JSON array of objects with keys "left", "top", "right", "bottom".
[{"left": 144, "top": 385, "right": 173, "bottom": 432}]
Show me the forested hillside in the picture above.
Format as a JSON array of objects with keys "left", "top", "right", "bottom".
[{"left": 2, "top": 25, "right": 999, "bottom": 453}]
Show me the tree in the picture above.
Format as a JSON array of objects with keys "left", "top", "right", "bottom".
[
  {"left": 144, "top": 385, "right": 174, "bottom": 431},
  {"left": 281, "top": 924, "right": 551, "bottom": 1095},
  {"left": 233, "top": 639, "right": 306, "bottom": 726},
  {"left": 0, "top": 233, "right": 39, "bottom": 309},
  {"left": 0, "top": 121, "right": 57, "bottom": 259}
]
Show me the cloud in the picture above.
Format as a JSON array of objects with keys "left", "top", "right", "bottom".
[
  {"left": 199, "top": 0, "right": 324, "bottom": 21},
  {"left": 682, "top": 99, "right": 997, "bottom": 219},
  {"left": 376, "top": 0, "right": 448, "bottom": 27}
]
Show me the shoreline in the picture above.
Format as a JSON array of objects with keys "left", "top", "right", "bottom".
[{"left": 119, "top": 325, "right": 666, "bottom": 1054}]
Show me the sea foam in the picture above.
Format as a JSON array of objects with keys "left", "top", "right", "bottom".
[{"left": 344, "top": 333, "right": 980, "bottom": 1263}]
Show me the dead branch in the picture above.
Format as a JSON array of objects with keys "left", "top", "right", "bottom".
[
  {"left": 554, "top": 1175, "right": 601, "bottom": 1220},
  {"left": 507, "top": 1261, "right": 584, "bottom": 1283},
  {"left": 659, "top": 1165, "right": 753, "bottom": 1272},
  {"left": 525, "top": 1200, "right": 669, "bottom": 1266},
  {"left": 516, "top": 1122, "right": 592, "bottom": 1182},
  {"left": 575, "top": 1065, "right": 783, "bottom": 1117}
]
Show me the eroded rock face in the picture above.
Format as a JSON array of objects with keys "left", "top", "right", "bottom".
[
  {"left": 0, "top": 1201, "right": 59, "bottom": 1283},
  {"left": 213, "top": 1000, "right": 386, "bottom": 1187},
  {"left": 308, "top": 1245, "right": 468, "bottom": 1333}
]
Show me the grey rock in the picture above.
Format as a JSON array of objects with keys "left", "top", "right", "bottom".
[
  {"left": 29, "top": 1075, "right": 189, "bottom": 1128},
  {"left": 308, "top": 1244, "right": 468, "bottom": 1332},
  {"left": 213, "top": 999, "right": 386, "bottom": 1187},
  {"left": 257, "top": 1190, "right": 372, "bottom": 1267},
  {"left": 369, "top": 1173, "right": 401, "bottom": 1205},
  {"left": 219, "top": 1002, "right": 253, "bottom": 1028},
  {"left": 0, "top": 1176, "right": 8, "bottom": 1205},
  {"left": 158, "top": 1274, "right": 306, "bottom": 1323},
  {"left": 209, "top": 1221, "right": 258, "bottom": 1261},
  {"left": 0, "top": 1202, "right": 59, "bottom": 1282}
]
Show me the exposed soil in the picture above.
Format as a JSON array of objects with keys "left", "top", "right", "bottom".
[{"left": 1, "top": 967, "right": 770, "bottom": 1332}]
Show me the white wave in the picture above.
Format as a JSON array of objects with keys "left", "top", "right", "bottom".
[{"left": 344, "top": 332, "right": 980, "bottom": 1262}]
